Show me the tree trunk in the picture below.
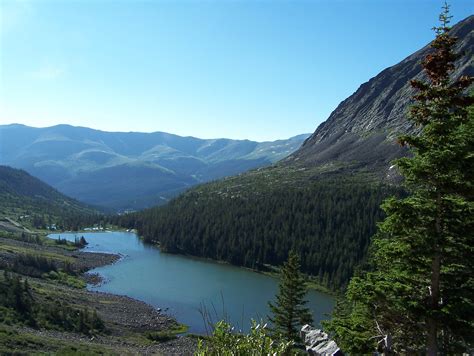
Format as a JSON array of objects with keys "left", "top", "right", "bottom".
[
  {"left": 427, "top": 193, "right": 442, "bottom": 355},
  {"left": 427, "top": 253, "right": 440, "bottom": 355}
]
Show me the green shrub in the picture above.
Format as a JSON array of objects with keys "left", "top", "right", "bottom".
[
  {"left": 146, "top": 331, "right": 177, "bottom": 342},
  {"left": 195, "top": 320, "right": 294, "bottom": 355}
]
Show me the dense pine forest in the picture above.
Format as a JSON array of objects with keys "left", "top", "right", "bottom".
[{"left": 115, "top": 172, "right": 402, "bottom": 290}]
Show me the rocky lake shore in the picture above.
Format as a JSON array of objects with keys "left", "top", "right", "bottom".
[{"left": 0, "top": 233, "right": 197, "bottom": 355}]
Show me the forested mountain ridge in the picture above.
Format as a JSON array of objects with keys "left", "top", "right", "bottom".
[
  {"left": 0, "top": 165, "right": 100, "bottom": 231},
  {"left": 285, "top": 15, "right": 473, "bottom": 174},
  {"left": 118, "top": 16, "right": 473, "bottom": 290},
  {"left": 0, "top": 124, "right": 309, "bottom": 211}
]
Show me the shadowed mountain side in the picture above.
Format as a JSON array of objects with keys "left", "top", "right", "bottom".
[{"left": 55, "top": 163, "right": 194, "bottom": 209}]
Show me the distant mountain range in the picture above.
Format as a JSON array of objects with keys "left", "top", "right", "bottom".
[{"left": 0, "top": 124, "right": 309, "bottom": 210}]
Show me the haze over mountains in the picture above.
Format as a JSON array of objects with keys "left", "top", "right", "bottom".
[{"left": 0, "top": 124, "right": 309, "bottom": 210}]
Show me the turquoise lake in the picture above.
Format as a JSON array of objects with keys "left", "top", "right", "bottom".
[{"left": 49, "top": 231, "right": 334, "bottom": 334}]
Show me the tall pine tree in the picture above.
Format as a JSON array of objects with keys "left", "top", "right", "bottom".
[
  {"left": 326, "top": 4, "right": 473, "bottom": 354},
  {"left": 268, "top": 251, "right": 313, "bottom": 342}
]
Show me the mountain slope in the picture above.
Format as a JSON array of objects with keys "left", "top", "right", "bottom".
[
  {"left": 118, "top": 16, "right": 473, "bottom": 290},
  {"left": 0, "top": 165, "right": 99, "bottom": 231},
  {"left": 285, "top": 15, "right": 473, "bottom": 174},
  {"left": 0, "top": 124, "right": 309, "bottom": 210}
]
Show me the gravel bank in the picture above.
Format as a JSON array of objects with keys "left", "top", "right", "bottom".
[{"left": 0, "top": 235, "right": 198, "bottom": 355}]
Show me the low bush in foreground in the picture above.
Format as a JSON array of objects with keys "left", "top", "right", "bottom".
[{"left": 196, "top": 320, "right": 295, "bottom": 356}]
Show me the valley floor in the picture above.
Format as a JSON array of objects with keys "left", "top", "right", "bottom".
[{"left": 0, "top": 233, "right": 197, "bottom": 355}]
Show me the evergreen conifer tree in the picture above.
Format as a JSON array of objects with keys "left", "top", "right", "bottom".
[
  {"left": 326, "top": 4, "right": 473, "bottom": 354},
  {"left": 268, "top": 250, "right": 313, "bottom": 341}
]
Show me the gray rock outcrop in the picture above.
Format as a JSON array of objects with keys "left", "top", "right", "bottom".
[{"left": 300, "top": 324, "right": 343, "bottom": 356}]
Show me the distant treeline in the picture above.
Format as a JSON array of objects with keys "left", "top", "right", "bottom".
[
  {"left": 114, "top": 177, "right": 402, "bottom": 290},
  {"left": 1, "top": 190, "right": 103, "bottom": 231},
  {"left": 29, "top": 213, "right": 104, "bottom": 231}
]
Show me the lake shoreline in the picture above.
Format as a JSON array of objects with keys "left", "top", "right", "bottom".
[
  {"left": 0, "top": 230, "right": 197, "bottom": 354},
  {"left": 141, "top": 237, "right": 336, "bottom": 296},
  {"left": 54, "top": 230, "right": 334, "bottom": 334},
  {"left": 43, "top": 232, "right": 198, "bottom": 354},
  {"left": 66, "top": 228, "right": 335, "bottom": 296},
  {"left": 46, "top": 233, "right": 177, "bottom": 324}
]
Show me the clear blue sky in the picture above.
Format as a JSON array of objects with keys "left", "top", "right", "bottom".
[{"left": 0, "top": 0, "right": 472, "bottom": 141}]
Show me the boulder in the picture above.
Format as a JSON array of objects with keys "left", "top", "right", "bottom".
[{"left": 300, "top": 324, "right": 343, "bottom": 356}]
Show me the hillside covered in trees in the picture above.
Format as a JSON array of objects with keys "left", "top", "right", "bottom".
[
  {"left": 0, "top": 165, "right": 101, "bottom": 231},
  {"left": 116, "top": 170, "right": 401, "bottom": 290}
]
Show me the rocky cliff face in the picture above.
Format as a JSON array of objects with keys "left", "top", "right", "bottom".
[{"left": 284, "top": 15, "right": 473, "bottom": 175}]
